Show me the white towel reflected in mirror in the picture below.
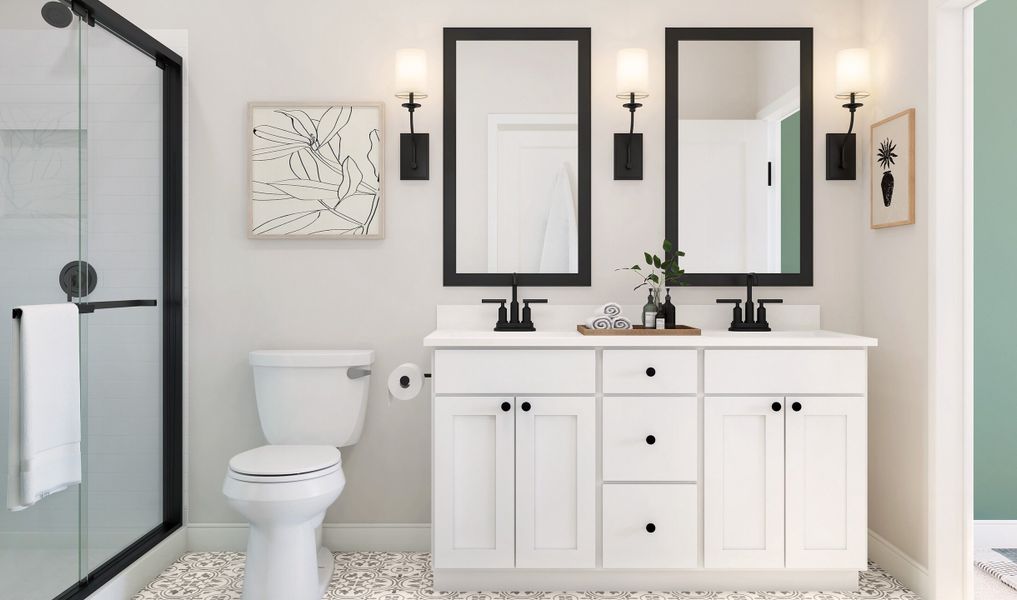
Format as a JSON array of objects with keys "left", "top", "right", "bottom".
[{"left": 538, "top": 164, "right": 578, "bottom": 273}]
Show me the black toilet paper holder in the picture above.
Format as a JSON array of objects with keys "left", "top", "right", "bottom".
[{"left": 400, "top": 373, "right": 432, "bottom": 389}]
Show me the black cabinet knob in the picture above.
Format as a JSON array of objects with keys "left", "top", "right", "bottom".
[
  {"left": 521, "top": 401, "right": 531, "bottom": 412},
  {"left": 501, "top": 401, "right": 511, "bottom": 412},
  {"left": 646, "top": 367, "right": 656, "bottom": 377},
  {"left": 771, "top": 401, "right": 782, "bottom": 412},
  {"left": 645, "top": 435, "right": 656, "bottom": 445},
  {"left": 792, "top": 401, "right": 802, "bottom": 412},
  {"left": 645, "top": 523, "right": 656, "bottom": 533}
]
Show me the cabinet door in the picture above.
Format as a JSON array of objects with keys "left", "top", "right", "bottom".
[
  {"left": 515, "top": 396, "right": 596, "bottom": 568},
  {"left": 785, "top": 396, "right": 867, "bottom": 569},
  {"left": 433, "top": 396, "right": 515, "bottom": 568},
  {"left": 704, "top": 396, "right": 785, "bottom": 568}
]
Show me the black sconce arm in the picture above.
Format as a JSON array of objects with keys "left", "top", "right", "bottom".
[
  {"left": 401, "top": 92, "right": 422, "bottom": 170},
  {"left": 839, "top": 92, "right": 863, "bottom": 169},
  {"left": 622, "top": 92, "right": 643, "bottom": 170}
]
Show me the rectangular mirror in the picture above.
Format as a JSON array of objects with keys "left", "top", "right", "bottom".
[
  {"left": 665, "top": 28, "right": 813, "bottom": 286},
  {"left": 444, "top": 28, "right": 591, "bottom": 286}
]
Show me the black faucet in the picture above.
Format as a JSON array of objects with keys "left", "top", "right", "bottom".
[
  {"left": 716, "top": 273, "right": 783, "bottom": 332},
  {"left": 482, "top": 273, "right": 547, "bottom": 332}
]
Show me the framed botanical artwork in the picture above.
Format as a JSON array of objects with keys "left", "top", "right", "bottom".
[
  {"left": 870, "top": 108, "right": 915, "bottom": 229},
  {"left": 249, "top": 102, "right": 384, "bottom": 239}
]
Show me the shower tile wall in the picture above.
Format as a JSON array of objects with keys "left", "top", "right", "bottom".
[{"left": 0, "top": 23, "right": 164, "bottom": 579}]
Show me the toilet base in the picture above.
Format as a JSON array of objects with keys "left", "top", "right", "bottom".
[{"left": 317, "top": 545, "right": 335, "bottom": 597}]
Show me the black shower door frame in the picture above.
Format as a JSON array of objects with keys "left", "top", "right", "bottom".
[{"left": 55, "top": 1, "right": 183, "bottom": 599}]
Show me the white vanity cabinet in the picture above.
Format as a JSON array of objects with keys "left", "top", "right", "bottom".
[
  {"left": 432, "top": 351, "right": 596, "bottom": 570},
  {"left": 426, "top": 329, "right": 876, "bottom": 592},
  {"left": 703, "top": 350, "right": 868, "bottom": 570}
]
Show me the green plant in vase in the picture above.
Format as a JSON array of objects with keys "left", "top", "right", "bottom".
[{"left": 616, "top": 239, "right": 686, "bottom": 310}]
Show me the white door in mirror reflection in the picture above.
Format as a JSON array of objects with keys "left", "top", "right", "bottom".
[
  {"left": 487, "top": 114, "right": 578, "bottom": 274},
  {"left": 679, "top": 120, "right": 780, "bottom": 273}
]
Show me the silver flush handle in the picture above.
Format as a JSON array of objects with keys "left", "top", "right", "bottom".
[{"left": 347, "top": 367, "right": 372, "bottom": 380}]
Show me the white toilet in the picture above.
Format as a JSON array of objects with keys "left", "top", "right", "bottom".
[{"left": 223, "top": 349, "right": 373, "bottom": 600}]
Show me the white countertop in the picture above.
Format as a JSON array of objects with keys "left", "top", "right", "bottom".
[{"left": 423, "top": 328, "right": 878, "bottom": 349}]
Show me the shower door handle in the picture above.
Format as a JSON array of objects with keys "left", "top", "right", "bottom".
[
  {"left": 12, "top": 299, "right": 157, "bottom": 319},
  {"left": 75, "top": 299, "right": 157, "bottom": 314}
]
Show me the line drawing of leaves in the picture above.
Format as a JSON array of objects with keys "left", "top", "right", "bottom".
[
  {"left": 253, "top": 125, "right": 309, "bottom": 146},
  {"left": 269, "top": 179, "right": 339, "bottom": 201},
  {"left": 367, "top": 129, "right": 381, "bottom": 182},
  {"left": 315, "top": 106, "right": 352, "bottom": 149},
  {"left": 252, "top": 181, "right": 290, "bottom": 200},
  {"left": 336, "top": 157, "right": 364, "bottom": 208},
  {"left": 289, "top": 148, "right": 320, "bottom": 181},
  {"left": 275, "top": 109, "right": 316, "bottom": 140},
  {"left": 252, "top": 209, "right": 322, "bottom": 234},
  {"left": 251, "top": 104, "right": 381, "bottom": 237},
  {"left": 253, "top": 142, "right": 305, "bottom": 161}
]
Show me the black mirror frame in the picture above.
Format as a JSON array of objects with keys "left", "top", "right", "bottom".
[
  {"left": 443, "top": 27, "right": 592, "bottom": 287},
  {"left": 664, "top": 27, "right": 814, "bottom": 287}
]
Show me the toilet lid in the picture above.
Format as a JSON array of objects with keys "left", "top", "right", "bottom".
[{"left": 228, "top": 445, "right": 341, "bottom": 477}]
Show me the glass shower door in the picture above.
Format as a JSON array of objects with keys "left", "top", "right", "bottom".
[
  {"left": 0, "top": 9, "right": 86, "bottom": 600},
  {"left": 79, "top": 19, "right": 165, "bottom": 574}
]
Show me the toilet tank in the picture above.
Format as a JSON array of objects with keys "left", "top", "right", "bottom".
[{"left": 249, "top": 349, "right": 374, "bottom": 447}]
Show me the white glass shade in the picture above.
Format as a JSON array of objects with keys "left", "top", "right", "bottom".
[
  {"left": 395, "top": 48, "right": 427, "bottom": 98},
  {"left": 616, "top": 48, "right": 649, "bottom": 98},
  {"left": 835, "top": 48, "right": 871, "bottom": 98}
]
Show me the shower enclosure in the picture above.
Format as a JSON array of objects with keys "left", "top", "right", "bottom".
[{"left": 0, "top": 1, "right": 182, "bottom": 599}]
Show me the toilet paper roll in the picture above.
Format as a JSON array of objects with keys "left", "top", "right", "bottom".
[{"left": 388, "top": 363, "right": 423, "bottom": 402}]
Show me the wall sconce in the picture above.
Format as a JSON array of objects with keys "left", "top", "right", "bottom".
[
  {"left": 614, "top": 48, "right": 649, "bottom": 180},
  {"left": 395, "top": 48, "right": 429, "bottom": 180},
  {"left": 826, "top": 48, "right": 871, "bottom": 180}
]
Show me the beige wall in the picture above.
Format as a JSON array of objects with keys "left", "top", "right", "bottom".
[
  {"left": 89, "top": 0, "right": 872, "bottom": 528},
  {"left": 862, "top": 0, "right": 930, "bottom": 569}
]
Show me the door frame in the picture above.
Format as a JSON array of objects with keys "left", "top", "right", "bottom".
[{"left": 928, "top": 1, "right": 982, "bottom": 599}]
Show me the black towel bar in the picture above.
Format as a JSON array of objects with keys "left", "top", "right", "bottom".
[{"left": 12, "top": 299, "right": 157, "bottom": 319}]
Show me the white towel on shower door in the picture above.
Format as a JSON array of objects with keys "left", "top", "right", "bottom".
[{"left": 7, "top": 303, "right": 82, "bottom": 511}]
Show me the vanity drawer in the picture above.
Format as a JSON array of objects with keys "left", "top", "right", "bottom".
[
  {"left": 704, "top": 349, "right": 867, "bottom": 394},
  {"left": 603, "top": 396, "right": 697, "bottom": 482},
  {"left": 602, "top": 483, "right": 698, "bottom": 568},
  {"left": 602, "top": 350, "right": 698, "bottom": 394},
  {"left": 433, "top": 349, "right": 595, "bottom": 394}
]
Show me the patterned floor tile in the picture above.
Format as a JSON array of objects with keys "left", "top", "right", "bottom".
[{"left": 132, "top": 552, "right": 921, "bottom": 600}]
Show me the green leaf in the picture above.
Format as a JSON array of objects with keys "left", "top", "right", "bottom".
[
  {"left": 652, "top": 255, "right": 662, "bottom": 268},
  {"left": 663, "top": 239, "right": 672, "bottom": 252},
  {"left": 647, "top": 274, "right": 659, "bottom": 283},
  {"left": 644, "top": 252, "right": 653, "bottom": 266},
  {"left": 631, "top": 264, "right": 641, "bottom": 270}
]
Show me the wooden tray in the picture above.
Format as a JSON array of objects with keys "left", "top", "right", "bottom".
[{"left": 576, "top": 324, "right": 702, "bottom": 336}]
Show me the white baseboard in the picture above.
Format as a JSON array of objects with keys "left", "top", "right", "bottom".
[
  {"left": 868, "top": 529, "right": 929, "bottom": 599},
  {"left": 90, "top": 528, "right": 186, "bottom": 600},
  {"left": 974, "top": 520, "right": 1017, "bottom": 549},
  {"left": 186, "top": 523, "right": 431, "bottom": 552}
]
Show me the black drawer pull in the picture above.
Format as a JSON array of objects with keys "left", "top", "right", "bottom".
[
  {"left": 645, "top": 523, "right": 656, "bottom": 533},
  {"left": 645, "top": 367, "right": 656, "bottom": 377},
  {"left": 645, "top": 435, "right": 656, "bottom": 445},
  {"left": 771, "top": 401, "right": 782, "bottom": 412},
  {"left": 501, "top": 401, "right": 511, "bottom": 412},
  {"left": 521, "top": 401, "right": 531, "bottom": 412},
  {"left": 792, "top": 401, "right": 802, "bottom": 412}
]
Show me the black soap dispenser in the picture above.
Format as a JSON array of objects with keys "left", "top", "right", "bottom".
[{"left": 664, "top": 288, "right": 676, "bottom": 329}]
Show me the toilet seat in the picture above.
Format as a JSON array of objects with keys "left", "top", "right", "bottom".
[{"left": 227, "top": 445, "right": 341, "bottom": 483}]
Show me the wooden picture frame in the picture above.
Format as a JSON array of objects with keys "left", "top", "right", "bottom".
[
  {"left": 870, "top": 108, "right": 916, "bottom": 229},
  {"left": 248, "top": 101, "right": 385, "bottom": 239}
]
